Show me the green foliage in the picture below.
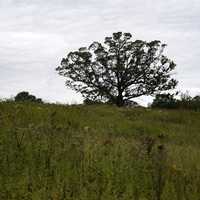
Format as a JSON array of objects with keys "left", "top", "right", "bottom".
[
  {"left": 83, "top": 98, "right": 103, "bottom": 105},
  {"left": 151, "top": 93, "right": 178, "bottom": 109},
  {"left": 152, "top": 92, "right": 200, "bottom": 110},
  {"left": 179, "top": 93, "right": 200, "bottom": 111},
  {"left": 56, "top": 32, "right": 177, "bottom": 107},
  {"left": 1, "top": 102, "right": 200, "bottom": 199},
  {"left": 15, "top": 91, "right": 43, "bottom": 103}
]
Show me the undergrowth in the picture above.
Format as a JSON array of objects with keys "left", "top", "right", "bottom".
[{"left": 0, "top": 102, "right": 200, "bottom": 199}]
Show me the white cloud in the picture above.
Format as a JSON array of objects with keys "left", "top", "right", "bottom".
[{"left": 0, "top": 0, "right": 199, "bottom": 105}]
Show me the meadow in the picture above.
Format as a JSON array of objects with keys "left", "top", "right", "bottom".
[{"left": 1, "top": 101, "right": 200, "bottom": 200}]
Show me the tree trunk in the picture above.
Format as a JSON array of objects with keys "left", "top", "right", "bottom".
[{"left": 116, "top": 95, "right": 124, "bottom": 107}]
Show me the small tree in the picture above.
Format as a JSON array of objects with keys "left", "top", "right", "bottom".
[
  {"left": 151, "top": 93, "right": 178, "bottom": 109},
  {"left": 15, "top": 91, "right": 43, "bottom": 103},
  {"left": 193, "top": 95, "right": 200, "bottom": 102},
  {"left": 192, "top": 95, "right": 200, "bottom": 111},
  {"left": 56, "top": 32, "right": 177, "bottom": 106}
]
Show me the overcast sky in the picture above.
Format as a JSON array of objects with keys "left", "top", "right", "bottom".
[{"left": 0, "top": 0, "right": 200, "bottom": 105}]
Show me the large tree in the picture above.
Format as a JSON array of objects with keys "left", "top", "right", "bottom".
[{"left": 56, "top": 32, "right": 177, "bottom": 106}]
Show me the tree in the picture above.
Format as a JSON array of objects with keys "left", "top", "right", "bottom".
[
  {"left": 151, "top": 93, "right": 178, "bottom": 109},
  {"left": 193, "top": 95, "right": 200, "bottom": 102},
  {"left": 15, "top": 91, "right": 43, "bottom": 103},
  {"left": 192, "top": 95, "right": 200, "bottom": 111},
  {"left": 56, "top": 32, "right": 177, "bottom": 106}
]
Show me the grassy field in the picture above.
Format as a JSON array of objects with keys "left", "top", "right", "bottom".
[{"left": 1, "top": 101, "right": 200, "bottom": 200}]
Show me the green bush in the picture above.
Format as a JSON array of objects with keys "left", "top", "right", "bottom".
[
  {"left": 14, "top": 91, "right": 43, "bottom": 103},
  {"left": 151, "top": 93, "right": 178, "bottom": 109},
  {"left": 152, "top": 93, "right": 200, "bottom": 111}
]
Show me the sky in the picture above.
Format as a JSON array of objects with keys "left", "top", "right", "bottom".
[{"left": 0, "top": 0, "right": 200, "bottom": 105}]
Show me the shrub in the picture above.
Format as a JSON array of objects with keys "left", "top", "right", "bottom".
[
  {"left": 151, "top": 93, "right": 178, "bottom": 109},
  {"left": 14, "top": 91, "right": 43, "bottom": 103},
  {"left": 151, "top": 92, "right": 200, "bottom": 111}
]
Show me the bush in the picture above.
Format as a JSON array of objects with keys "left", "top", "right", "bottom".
[
  {"left": 14, "top": 91, "right": 43, "bottom": 103},
  {"left": 182, "top": 95, "right": 200, "bottom": 111},
  {"left": 151, "top": 93, "right": 178, "bottom": 109},
  {"left": 151, "top": 93, "right": 200, "bottom": 111},
  {"left": 83, "top": 98, "right": 103, "bottom": 105}
]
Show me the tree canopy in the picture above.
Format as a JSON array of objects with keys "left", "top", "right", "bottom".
[
  {"left": 56, "top": 32, "right": 177, "bottom": 106},
  {"left": 15, "top": 91, "right": 43, "bottom": 103},
  {"left": 151, "top": 92, "right": 200, "bottom": 110},
  {"left": 151, "top": 93, "right": 177, "bottom": 109}
]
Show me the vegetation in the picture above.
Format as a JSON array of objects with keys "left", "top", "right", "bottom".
[
  {"left": 151, "top": 92, "right": 200, "bottom": 110},
  {"left": 56, "top": 32, "right": 177, "bottom": 107},
  {"left": 151, "top": 93, "right": 178, "bottom": 109},
  {"left": 15, "top": 91, "right": 43, "bottom": 103},
  {"left": 1, "top": 101, "right": 200, "bottom": 199}
]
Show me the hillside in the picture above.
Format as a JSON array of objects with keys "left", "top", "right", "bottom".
[{"left": 1, "top": 102, "right": 200, "bottom": 199}]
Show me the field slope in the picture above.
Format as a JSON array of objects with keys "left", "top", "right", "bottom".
[{"left": 1, "top": 102, "right": 200, "bottom": 199}]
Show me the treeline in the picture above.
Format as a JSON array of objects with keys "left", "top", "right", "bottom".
[
  {"left": 151, "top": 92, "right": 200, "bottom": 110},
  {"left": 1, "top": 91, "right": 43, "bottom": 103},
  {"left": 1, "top": 91, "right": 200, "bottom": 111}
]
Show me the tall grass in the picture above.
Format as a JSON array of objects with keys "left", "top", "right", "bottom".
[{"left": 0, "top": 102, "right": 200, "bottom": 199}]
